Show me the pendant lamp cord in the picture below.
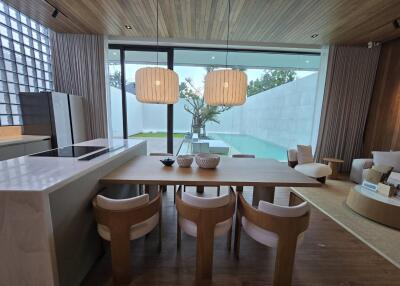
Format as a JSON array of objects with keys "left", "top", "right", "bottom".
[
  {"left": 225, "top": 0, "right": 230, "bottom": 68},
  {"left": 156, "top": 0, "right": 159, "bottom": 66}
]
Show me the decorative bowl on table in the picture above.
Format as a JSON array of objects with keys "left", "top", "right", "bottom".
[
  {"left": 195, "top": 153, "right": 220, "bottom": 169},
  {"left": 160, "top": 158, "right": 175, "bottom": 167},
  {"left": 177, "top": 155, "right": 194, "bottom": 168}
]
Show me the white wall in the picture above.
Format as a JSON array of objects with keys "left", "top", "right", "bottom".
[
  {"left": 109, "top": 73, "right": 321, "bottom": 149},
  {"left": 238, "top": 73, "right": 319, "bottom": 148}
]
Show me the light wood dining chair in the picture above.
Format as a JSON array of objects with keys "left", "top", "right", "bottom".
[
  {"left": 232, "top": 154, "right": 275, "bottom": 205},
  {"left": 175, "top": 187, "right": 236, "bottom": 280},
  {"left": 92, "top": 191, "right": 162, "bottom": 285},
  {"left": 234, "top": 191, "right": 310, "bottom": 286}
]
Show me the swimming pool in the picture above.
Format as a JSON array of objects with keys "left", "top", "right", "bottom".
[{"left": 210, "top": 133, "right": 287, "bottom": 161}]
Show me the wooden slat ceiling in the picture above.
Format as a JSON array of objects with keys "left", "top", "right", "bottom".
[{"left": 5, "top": 0, "right": 400, "bottom": 45}]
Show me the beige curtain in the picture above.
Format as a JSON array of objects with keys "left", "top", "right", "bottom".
[
  {"left": 315, "top": 45, "right": 380, "bottom": 172},
  {"left": 51, "top": 33, "right": 107, "bottom": 139}
]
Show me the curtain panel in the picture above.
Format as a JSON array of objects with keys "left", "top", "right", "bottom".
[
  {"left": 51, "top": 33, "right": 107, "bottom": 139},
  {"left": 315, "top": 45, "right": 381, "bottom": 172}
]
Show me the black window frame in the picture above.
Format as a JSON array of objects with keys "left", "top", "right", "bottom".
[{"left": 108, "top": 44, "right": 320, "bottom": 154}]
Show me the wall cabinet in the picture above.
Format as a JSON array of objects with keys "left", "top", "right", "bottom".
[{"left": 0, "top": 139, "right": 51, "bottom": 161}]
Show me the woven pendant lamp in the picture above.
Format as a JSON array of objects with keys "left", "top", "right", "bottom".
[
  {"left": 135, "top": 67, "right": 178, "bottom": 104},
  {"left": 204, "top": 0, "right": 247, "bottom": 106},
  {"left": 134, "top": 0, "right": 178, "bottom": 104},
  {"left": 204, "top": 69, "right": 247, "bottom": 106}
]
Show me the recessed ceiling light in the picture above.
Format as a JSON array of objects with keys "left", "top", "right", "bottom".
[
  {"left": 211, "top": 56, "right": 215, "bottom": 60},
  {"left": 311, "top": 34, "right": 319, "bottom": 38},
  {"left": 305, "top": 60, "right": 310, "bottom": 64},
  {"left": 125, "top": 25, "right": 132, "bottom": 30},
  {"left": 112, "top": 51, "right": 117, "bottom": 56}
]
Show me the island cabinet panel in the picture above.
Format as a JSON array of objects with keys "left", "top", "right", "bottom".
[
  {"left": 48, "top": 146, "right": 145, "bottom": 286},
  {"left": 0, "top": 139, "right": 147, "bottom": 286},
  {"left": 24, "top": 139, "right": 52, "bottom": 155},
  {"left": 0, "top": 144, "right": 25, "bottom": 160},
  {"left": 0, "top": 139, "right": 51, "bottom": 161}
]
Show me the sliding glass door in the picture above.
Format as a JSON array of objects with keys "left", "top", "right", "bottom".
[
  {"left": 107, "top": 47, "right": 171, "bottom": 154},
  {"left": 124, "top": 50, "right": 168, "bottom": 153},
  {"left": 107, "top": 45, "right": 323, "bottom": 159},
  {"left": 173, "top": 49, "right": 322, "bottom": 159},
  {"left": 107, "top": 48, "right": 123, "bottom": 138}
]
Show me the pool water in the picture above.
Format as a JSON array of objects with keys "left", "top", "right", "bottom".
[{"left": 210, "top": 133, "right": 287, "bottom": 161}]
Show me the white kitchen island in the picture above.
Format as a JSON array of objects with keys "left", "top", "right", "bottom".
[{"left": 0, "top": 138, "right": 147, "bottom": 286}]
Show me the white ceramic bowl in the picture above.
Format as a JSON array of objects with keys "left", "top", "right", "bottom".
[
  {"left": 195, "top": 153, "right": 220, "bottom": 169},
  {"left": 177, "top": 155, "right": 194, "bottom": 168}
]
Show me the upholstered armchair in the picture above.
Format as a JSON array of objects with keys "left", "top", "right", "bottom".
[{"left": 287, "top": 149, "right": 332, "bottom": 183}]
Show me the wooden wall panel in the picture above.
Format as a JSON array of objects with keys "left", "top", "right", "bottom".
[
  {"left": 0, "top": 126, "right": 22, "bottom": 137},
  {"left": 363, "top": 37, "right": 400, "bottom": 156}
]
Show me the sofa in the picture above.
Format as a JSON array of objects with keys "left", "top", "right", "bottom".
[{"left": 350, "top": 151, "right": 400, "bottom": 184}]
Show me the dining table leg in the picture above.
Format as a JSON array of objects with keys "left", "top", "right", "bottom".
[
  {"left": 196, "top": 186, "right": 204, "bottom": 194},
  {"left": 252, "top": 186, "right": 275, "bottom": 206}
]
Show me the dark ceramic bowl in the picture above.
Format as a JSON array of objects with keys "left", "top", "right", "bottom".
[{"left": 160, "top": 158, "right": 175, "bottom": 167}]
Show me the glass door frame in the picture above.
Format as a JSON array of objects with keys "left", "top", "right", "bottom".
[
  {"left": 108, "top": 44, "right": 321, "bottom": 154},
  {"left": 109, "top": 44, "right": 175, "bottom": 153}
]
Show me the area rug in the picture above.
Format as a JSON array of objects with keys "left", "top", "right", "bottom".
[{"left": 292, "top": 180, "right": 400, "bottom": 268}]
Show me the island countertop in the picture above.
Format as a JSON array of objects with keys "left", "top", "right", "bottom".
[{"left": 0, "top": 138, "right": 146, "bottom": 193}]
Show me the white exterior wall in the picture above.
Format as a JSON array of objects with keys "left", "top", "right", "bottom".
[{"left": 109, "top": 73, "right": 320, "bottom": 149}]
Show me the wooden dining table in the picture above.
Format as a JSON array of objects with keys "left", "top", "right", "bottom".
[
  {"left": 99, "top": 155, "right": 320, "bottom": 282},
  {"left": 100, "top": 155, "right": 320, "bottom": 189}
]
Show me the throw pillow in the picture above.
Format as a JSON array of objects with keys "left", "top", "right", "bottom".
[
  {"left": 297, "top": 145, "right": 313, "bottom": 164},
  {"left": 372, "top": 165, "right": 393, "bottom": 182},
  {"left": 364, "top": 168, "right": 383, "bottom": 184},
  {"left": 372, "top": 151, "right": 400, "bottom": 172}
]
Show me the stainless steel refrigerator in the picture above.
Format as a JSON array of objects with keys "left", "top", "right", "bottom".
[{"left": 19, "top": 92, "right": 87, "bottom": 148}]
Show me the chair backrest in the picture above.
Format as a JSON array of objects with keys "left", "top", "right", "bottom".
[
  {"left": 182, "top": 191, "right": 230, "bottom": 208},
  {"left": 150, "top": 152, "right": 173, "bottom": 156},
  {"left": 93, "top": 192, "right": 161, "bottom": 230},
  {"left": 237, "top": 191, "right": 309, "bottom": 239},
  {"left": 232, "top": 154, "right": 255, "bottom": 158},
  {"left": 96, "top": 194, "right": 149, "bottom": 211},
  {"left": 258, "top": 200, "right": 309, "bottom": 218},
  {"left": 176, "top": 187, "right": 236, "bottom": 227}
]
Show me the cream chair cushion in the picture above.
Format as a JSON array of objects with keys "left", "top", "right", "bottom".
[
  {"left": 297, "top": 145, "right": 314, "bottom": 164},
  {"left": 242, "top": 200, "right": 309, "bottom": 248},
  {"left": 96, "top": 194, "right": 159, "bottom": 241},
  {"left": 179, "top": 192, "right": 232, "bottom": 237},
  {"left": 295, "top": 163, "right": 332, "bottom": 178}
]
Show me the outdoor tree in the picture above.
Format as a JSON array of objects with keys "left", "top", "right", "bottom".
[
  {"left": 179, "top": 77, "right": 230, "bottom": 137},
  {"left": 247, "top": 69, "right": 296, "bottom": 96},
  {"left": 109, "top": 70, "right": 122, "bottom": 88}
]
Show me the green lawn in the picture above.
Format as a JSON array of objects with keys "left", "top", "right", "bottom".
[{"left": 129, "top": 132, "right": 185, "bottom": 138}]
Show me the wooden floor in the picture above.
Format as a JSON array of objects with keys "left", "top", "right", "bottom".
[
  {"left": 292, "top": 180, "right": 400, "bottom": 268},
  {"left": 82, "top": 187, "right": 400, "bottom": 286}
]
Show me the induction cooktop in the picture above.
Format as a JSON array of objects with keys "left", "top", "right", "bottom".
[{"left": 30, "top": 146, "right": 105, "bottom": 158}]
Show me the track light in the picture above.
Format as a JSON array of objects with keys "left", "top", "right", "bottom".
[
  {"left": 394, "top": 19, "right": 400, "bottom": 29},
  {"left": 52, "top": 8, "right": 59, "bottom": 18}
]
